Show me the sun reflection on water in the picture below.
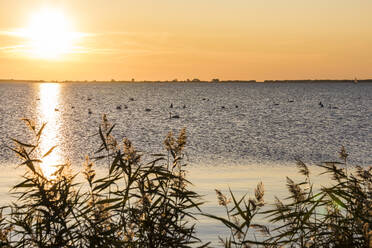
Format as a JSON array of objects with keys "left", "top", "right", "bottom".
[{"left": 38, "top": 83, "right": 63, "bottom": 180}]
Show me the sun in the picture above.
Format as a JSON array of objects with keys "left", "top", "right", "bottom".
[{"left": 22, "top": 8, "right": 81, "bottom": 59}]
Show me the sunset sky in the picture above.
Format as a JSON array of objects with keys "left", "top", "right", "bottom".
[{"left": 0, "top": 0, "right": 371, "bottom": 81}]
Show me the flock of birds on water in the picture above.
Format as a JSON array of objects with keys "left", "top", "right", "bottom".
[{"left": 48, "top": 97, "right": 339, "bottom": 118}]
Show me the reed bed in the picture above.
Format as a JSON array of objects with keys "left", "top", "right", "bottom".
[{"left": 0, "top": 117, "right": 371, "bottom": 247}]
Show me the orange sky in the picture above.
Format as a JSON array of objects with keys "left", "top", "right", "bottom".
[{"left": 0, "top": 0, "right": 371, "bottom": 81}]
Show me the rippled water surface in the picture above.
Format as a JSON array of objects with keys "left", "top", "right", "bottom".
[
  {"left": 1, "top": 81, "right": 371, "bottom": 244},
  {"left": 0, "top": 82, "right": 371, "bottom": 166}
]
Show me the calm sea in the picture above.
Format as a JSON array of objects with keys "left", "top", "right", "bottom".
[
  {"left": 1, "top": 81, "right": 371, "bottom": 243},
  {"left": 0, "top": 82, "right": 371, "bottom": 166}
]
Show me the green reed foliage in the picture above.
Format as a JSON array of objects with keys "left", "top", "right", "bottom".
[
  {"left": 0, "top": 117, "right": 371, "bottom": 247},
  {"left": 203, "top": 183, "right": 267, "bottom": 248},
  {"left": 1, "top": 117, "right": 207, "bottom": 247},
  {"left": 208, "top": 155, "right": 372, "bottom": 248}
]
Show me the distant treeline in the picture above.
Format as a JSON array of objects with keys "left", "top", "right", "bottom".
[
  {"left": 1, "top": 78, "right": 372, "bottom": 83},
  {"left": 262, "top": 79, "right": 372, "bottom": 83},
  {"left": 0, "top": 79, "right": 45, "bottom": 83}
]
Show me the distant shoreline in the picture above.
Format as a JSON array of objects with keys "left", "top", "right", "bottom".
[{"left": 1, "top": 79, "right": 372, "bottom": 84}]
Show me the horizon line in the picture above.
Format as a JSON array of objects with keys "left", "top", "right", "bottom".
[{"left": 1, "top": 78, "right": 372, "bottom": 83}]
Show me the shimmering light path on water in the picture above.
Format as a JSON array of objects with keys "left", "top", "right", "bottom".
[{"left": 38, "top": 83, "right": 63, "bottom": 179}]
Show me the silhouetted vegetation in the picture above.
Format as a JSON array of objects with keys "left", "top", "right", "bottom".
[
  {"left": 1, "top": 117, "right": 371, "bottom": 247},
  {"left": 1, "top": 117, "right": 205, "bottom": 247},
  {"left": 210, "top": 158, "right": 371, "bottom": 247}
]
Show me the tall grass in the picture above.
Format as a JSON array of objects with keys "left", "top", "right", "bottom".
[
  {"left": 207, "top": 159, "right": 371, "bottom": 247},
  {"left": 1, "top": 117, "right": 371, "bottom": 247},
  {"left": 2, "top": 117, "right": 206, "bottom": 247}
]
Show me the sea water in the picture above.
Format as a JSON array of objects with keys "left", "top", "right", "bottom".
[{"left": 0, "top": 82, "right": 371, "bottom": 243}]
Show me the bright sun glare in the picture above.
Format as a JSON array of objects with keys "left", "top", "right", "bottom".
[
  {"left": 21, "top": 8, "right": 81, "bottom": 59},
  {"left": 39, "top": 83, "right": 62, "bottom": 180}
]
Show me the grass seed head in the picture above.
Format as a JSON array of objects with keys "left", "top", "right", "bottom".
[{"left": 215, "top": 189, "right": 230, "bottom": 206}]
